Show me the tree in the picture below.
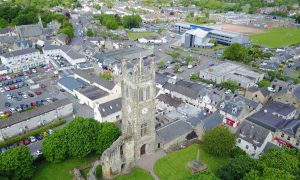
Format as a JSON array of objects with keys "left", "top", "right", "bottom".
[
  {"left": 106, "top": 18, "right": 118, "bottom": 30},
  {"left": 188, "top": 171, "right": 219, "bottom": 180},
  {"left": 243, "top": 168, "right": 295, "bottom": 180},
  {"left": 86, "top": 28, "right": 94, "bottom": 37},
  {"left": 158, "top": 61, "right": 166, "bottom": 69},
  {"left": 223, "top": 43, "right": 249, "bottom": 62},
  {"left": 0, "top": 18, "right": 8, "bottom": 28},
  {"left": 167, "top": 51, "right": 180, "bottom": 61},
  {"left": 65, "top": 117, "right": 102, "bottom": 158},
  {"left": 185, "top": 56, "right": 194, "bottom": 64},
  {"left": 0, "top": 146, "right": 34, "bottom": 180},
  {"left": 217, "top": 155, "right": 257, "bottom": 180},
  {"left": 221, "top": 80, "right": 239, "bottom": 92},
  {"left": 42, "top": 129, "right": 69, "bottom": 162},
  {"left": 99, "top": 72, "right": 114, "bottom": 80},
  {"left": 257, "top": 148, "right": 299, "bottom": 176},
  {"left": 122, "top": 15, "right": 142, "bottom": 29},
  {"left": 96, "top": 122, "right": 121, "bottom": 154},
  {"left": 258, "top": 79, "right": 271, "bottom": 88},
  {"left": 203, "top": 126, "right": 235, "bottom": 157}
]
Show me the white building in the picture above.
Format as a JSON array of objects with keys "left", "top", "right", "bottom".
[
  {"left": 94, "top": 97, "right": 122, "bottom": 122},
  {"left": 0, "top": 99, "right": 73, "bottom": 141},
  {"left": 236, "top": 120, "right": 273, "bottom": 158},
  {"left": 138, "top": 36, "right": 167, "bottom": 44},
  {"left": 0, "top": 48, "right": 48, "bottom": 72}
]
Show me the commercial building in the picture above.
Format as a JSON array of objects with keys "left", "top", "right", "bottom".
[
  {"left": 0, "top": 48, "right": 48, "bottom": 72},
  {"left": 0, "top": 99, "right": 73, "bottom": 141},
  {"left": 199, "top": 62, "right": 264, "bottom": 88},
  {"left": 173, "top": 22, "right": 250, "bottom": 47}
]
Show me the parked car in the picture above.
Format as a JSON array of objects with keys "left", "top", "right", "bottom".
[
  {"left": 29, "top": 136, "right": 37, "bottom": 143},
  {"left": 0, "top": 88, "right": 5, "bottom": 93},
  {"left": 22, "top": 138, "right": 31, "bottom": 145},
  {"left": 17, "top": 92, "right": 23, "bottom": 96},
  {"left": 35, "top": 134, "right": 43, "bottom": 140},
  {"left": 46, "top": 129, "right": 54, "bottom": 135},
  {"left": 22, "top": 94, "right": 28, "bottom": 99},
  {"left": 16, "top": 96, "right": 22, "bottom": 101},
  {"left": 28, "top": 92, "right": 34, "bottom": 97},
  {"left": 4, "top": 102, "right": 11, "bottom": 108},
  {"left": 225, "top": 89, "right": 232, "bottom": 94},
  {"left": 42, "top": 131, "right": 49, "bottom": 137},
  {"left": 34, "top": 90, "right": 42, "bottom": 95}
]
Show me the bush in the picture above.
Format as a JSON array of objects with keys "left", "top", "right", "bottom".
[
  {"left": 258, "top": 79, "right": 271, "bottom": 88},
  {"left": 96, "top": 165, "right": 102, "bottom": 179},
  {"left": 0, "top": 119, "right": 66, "bottom": 148},
  {"left": 221, "top": 80, "right": 239, "bottom": 91}
]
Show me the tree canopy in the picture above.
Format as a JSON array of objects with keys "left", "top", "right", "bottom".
[
  {"left": 86, "top": 28, "right": 94, "bottom": 37},
  {"left": 0, "top": 146, "right": 34, "bottom": 180},
  {"left": 220, "top": 80, "right": 239, "bottom": 92},
  {"left": 96, "top": 122, "right": 121, "bottom": 154},
  {"left": 188, "top": 171, "right": 220, "bottom": 180},
  {"left": 122, "top": 15, "right": 143, "bottom": 29},
  {"left": 203, "top": 126, "right": 236, "bottom": 157}
]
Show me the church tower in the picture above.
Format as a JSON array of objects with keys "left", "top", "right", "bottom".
[
  {"left": 121, "top": 57, "right": 156, "bottom": 159},
  {"left": 100, "top": 58, "right": 156, "bottom": 179}
]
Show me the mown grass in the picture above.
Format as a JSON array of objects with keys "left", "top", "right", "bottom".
[
  {"left": 250, "top": 28, "right": 300, "bottom": 48},
  {"left": 127, "top": 32, "right": 159, "bottom": 39},
  {"left": 115, "top": 167, "right": 154, "bottom": 180}
]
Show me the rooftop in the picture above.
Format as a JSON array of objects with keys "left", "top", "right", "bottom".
[
  {"left": 76, "top": 85, "right": 109, "bottom": 100},
  {"left": 1, "top": 48, "right": 39, "bottom": 58},
  {"left": 98, "top": 98, "right": 122, "bottom": 117}
]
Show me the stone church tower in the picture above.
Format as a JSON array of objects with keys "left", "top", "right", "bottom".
[{"left": 100, "top": 58, "right": 156, "bottom": 179}]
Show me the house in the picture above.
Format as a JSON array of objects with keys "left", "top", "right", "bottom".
[
  {"left": 57, "top": 76, "right": 87, "bottom": 95},
  {"left": 94, "top": 97, "right": 122, "bottom": 122},
  {"left": 272, "top": 84, "right": 300, "bottom": 108},
  {"left": 219, "top": 95, "right": 262, "bottom": 128},
  {"left": 236, "top": 120, "right": 273, "bottom": 158},
  {"left": 0, "top": 27, "right": 16, "bottom": 37},
  {"left": 245, "top": 86, "right": 271, "bottom": 104},
  {"left": 15, "top": 16, "right": 44, "bottom": 40},
  {"left": 0, "top": 48, "right": 47, "bottom": 72},
  {"left": 274, "top": 120, "right": 300, "bottom": 149},
  {"left": 271, "top": 79, "right": 290, "bottom": 92},
  {"left": 0, "top": 99, "right": 73, "bottom": 141},
  {"left": 156, "top": 94, "right": 182, "bottom": 112},
  {"left": 247, "top": 101, "right": 298, "bottom": 132},
  {"left": 199, "top": 62, "right": 264, "bottom": 88},
  {"left": 138, "top": 36, "right": 166, "bottom": 44}
]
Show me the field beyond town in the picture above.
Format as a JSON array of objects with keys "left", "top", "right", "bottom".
[{"left": 250, "top": 28, "right": 300, "bottom": 48}]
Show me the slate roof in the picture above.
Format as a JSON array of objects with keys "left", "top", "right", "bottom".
[
  {"left": 163, "top": 80, "right": 205, "bottom": 99},
  {"left": 201, "top": 112, "right": 223, "bottom": 130},
  {"left": 58, "top": 77, "right": 87, "bottom": 91},
  {"left": 279, "top": 120, "right": 300, "bottom": 136},
  {"left": 1, "top": 48, "right": 39, "bottom": 58},
  {"left": 247, "top": 101, "right": 297, "bottom": 132},
  {"left": 73, "top": 69, "right": 116, "bottom": 90},
  {"left": 16, "top": 24, "right": 43, "bottom": 38},
  {"left": 293, "top": 85, "right": 300, "bottom": 101},
  {"left": 156, "top": 120, "right": 193, "bottom": 143},
  {"left": 0, "top": 99, "right": 72, "bottom": 129},
  {"left": 157, "top": 94, "right": 182, "bottom": 108},
  {"left": 155, "top": 72, "right": 169, "bottom": 86},
  {"left": 237, "top": 120, "right": 271, "bottom": 148},
  {"left": 0, "top": 27, "right": 14, "bottom": 34},
  {"left": 98, "top": 98, "right": 122, "bottom": 117},
  {"left": 247, "top": 86, "right": 270, "bottom": 97},
  {"left": 76, "top": 85, "right": 109, "bottom": 100}
]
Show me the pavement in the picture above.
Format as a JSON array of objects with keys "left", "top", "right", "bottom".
[{"left": 136, "top": 149, "right": 166, "bottom": 180}]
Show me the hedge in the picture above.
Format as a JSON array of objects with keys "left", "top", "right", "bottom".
[{"left": 0, "top": 119, "right": 66, "bottom": 148}]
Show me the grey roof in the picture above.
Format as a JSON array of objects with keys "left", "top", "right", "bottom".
[
  {"left": 0, "top": 99, "right": 72, "bottom": 129},
  {"left": 237, "top": 120, "right": 271, "bottom": 148},
  {"left": 58, "top": 77, "right": 87, "bottom": 90},
  {"left": 0, "top": 27, "right": 14, "bottom": 34},
  {"left": 43, "top": 45, "right": 85, "bottom": 60},
  {"left": 247, "top": 101, "right": 296, "bottom": 132},
  {"left": 156, "top": 120, "right": 193, "bottom": 143},
  {"left": 76, "top": 85, "right": 108, "bottom": 100},
  {"left": 57, "top": 33, "right": 67, "bottom": 42},
  {"left": 157, "top": 94, "right": 182, "bottom": 108},
  {"left": 279, "top": 120, "right": 300, "bottom": 136},
  {"left": 202, "top": 112, "right": 223, "bottom": 130},
  {"left": 16, "top": 24, "right": 43, "bottom": 38},
  {"left": 98, "top": 98, "right": 122, "bottom": 117},
  {"left": 164, "top": 80, "right": 205, "bottom": 99},
  {"left": 155, "top": 72, "right": 169, "bottom": 86},
  {"left": 1, "top": 48, "right": 39, "bottom": 58},
  {"left": 293, "top": 85, "right": 300, "bottom": 101},
  {"left": 247, "top": 86, "right": 271, "bottom": 97},
  {"left": 73, "top": 69, "right": 116, "bottom": 90}
]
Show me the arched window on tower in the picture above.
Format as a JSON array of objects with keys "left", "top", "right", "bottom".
[
  {"left": 139, "top": 88, "right": 144, "bottom": 102},
  {"left": 141, "top": 123, "right": 147, "bottom": 137}
]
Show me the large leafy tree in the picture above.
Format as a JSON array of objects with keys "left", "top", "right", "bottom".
[
  {"left": 218, "top": 155, "right": 257, "bottom": 180},
  {"left": 188, "top": 171, "right": 219, "bottom": 180},
  {"left": 0, "top": 18, "right": 9, "bottom": 28},
  {"left": 257, "top": 148, "right": 299, "bottom": 176},
  {"left": 0, "top": 146, "right": 34, "bottom": 180},
  {"left": 203, "top": 126, "right": 235, "bottom": 157},
  {"left": 42, "top": 129, "right": 69, "bottom": 162},
  {"left": 223, "top": 43, "right": 249, "bottom": 62},
  {"left": 243, "top": 168, "right": 295, "bottom": 180},
  {"left": 122, "top": 15, "right": 142, "bottom": 29},
  {"left": 65, "top": 117, "right": 102, "bottom": 158},
  {"left": 96, "top": 122, "right": 121, "bottom": 154}
]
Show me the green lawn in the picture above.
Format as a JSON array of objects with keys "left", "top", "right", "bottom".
[
  {"left": 154, "top": 144, "right": 230, "bottom": 180},
  {"left": 127, "top": 32, "right": 159, "bottom": 39},
  {"left": 191, "top": 44, "right": 224, "bottom": 53},
  {"left": 250, "top": 28, "right": 300, "bottom": 48},
  {"left": 115, "top": 167, "right": 154, "bottom": 180},
  {"left": 33, "top": 154, "right": 98, "bottom": 180}
]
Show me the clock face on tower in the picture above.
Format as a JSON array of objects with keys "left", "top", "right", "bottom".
[{"left": 142, "top": 108, "right": 148, "bottom": 114}]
